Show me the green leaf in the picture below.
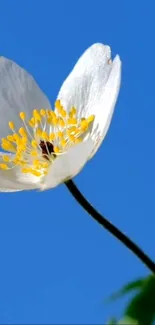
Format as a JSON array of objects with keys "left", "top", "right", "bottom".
[
  {"left": 118, "top": 316, "right": 138, "bottom": 325},
  {"left": 105, "top": 278, "right": 145, "bottom": 303},
  {"left": 125, "top": 275, "right": 155, "bottom": 325},
  {"left": 107, "top": 317, "right": 118, "bottom": 324}
]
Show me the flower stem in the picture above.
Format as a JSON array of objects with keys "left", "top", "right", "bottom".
[{"left": 65, "top": 179, "right": 155, "bottom": 273}]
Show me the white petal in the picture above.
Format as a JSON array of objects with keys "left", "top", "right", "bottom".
[
  {"left": 57, "top": 43, "right": 121, "bottom": 157},
  {"left": 42, "top": 139, "right": 94, "bottom": 190},
  {"left": 0, "top": 168, "right": 39, "bottom": 192},
  {"left": 0, "top": 152, "right": 40, "bottom": 192},
  {"left": 0, "top": 57, "right": 51, "bottom": 138},
  {"left": 89, "top": 55, "right": 121, "bottom": 158}
]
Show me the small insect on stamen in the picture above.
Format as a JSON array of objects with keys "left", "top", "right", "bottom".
[
  {"left": 108, "top": 59, "right": 112, "bottom": 64},
  {"left": 39, "top": 141, "right": 55, "bottom": 160}
]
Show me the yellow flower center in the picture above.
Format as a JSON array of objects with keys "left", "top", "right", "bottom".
[{"left": 0, "top": 100, "right": 95, "bottom": 177}]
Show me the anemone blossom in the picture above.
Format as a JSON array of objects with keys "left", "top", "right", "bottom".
[{"left": 0, "top": 43, "right": 121, "bottom": 191}]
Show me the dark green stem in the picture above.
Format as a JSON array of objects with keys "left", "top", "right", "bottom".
[{"left": 65, "top": 179, "right": 155, "bottom": 273}]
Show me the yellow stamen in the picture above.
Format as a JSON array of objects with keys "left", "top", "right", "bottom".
[
  {"left": 2, "top": 155, "right": 10, "bottom": 162},
  {"left": 87, "top": 115, "right": 95, "bottom": 124},
  {"left": 49, "top": 133, "right": 55, "bottom": 141},
  {"left": 68, "top": 134, "right": 75, "bottom": 142},
  {"left": 21, "top": 137, "right": 27, "bottom": 145},
  {"left": 31, "top": 140, "right": 37, "bottom": 148},
  {"left": 50, "top": 111, "right": 57, "bottom": 119},
  {"left": 54, "top": 146, "right": 60, "bottom": 153},
  {"left": 55, "top": 99, "right": 62, "bottom": 110},
  {"left": 52, "top": 117, "right": 59, "bottom": 126},
  {"left": 60, "top": 108, "right": 67, "bottom": 118},
  {"left": 40, "top": 109, "right": 46, "bottom": 116},
  {"left": 40, "top": 162, "right": 49, "bottom": 168},
  {"left": 13, "top": 134, "right": 21, "bottom": 144},
  {"left": 74, "top": 129, "right": 81, "bottom": 137},
  {"left": 58, "top": 117, "right": 65, "bottom": 127},
  {"left": 67, "top": 127, "right": 79, "bottom": 137},
  {"left": 35, "top": 128, "right": 42, "bottom": 137},
  {"left": 19, "top": 127, "right": 27, "bottom": 138},
  {"left": 55, "top": 100, "right": 66, "bottom": 118},
  {"left": 47, "top": 116, "right": 52, "bottom": 124},
  {"left": 28, "top": 117, "right": 35, "bottom": 128},
  {"left": 46, "top": 110, "right": 51, "bottom": 117},
  {"left": 68, "top": 118, "right": 77, "bottom": 125},
  {"left": 7, "top": 135, "right": 14, "bottom": 142},
  {"left": 31, "top": 150, "right": 38, "bottom": 157},
  {"left": 1, "top": 141, "right": 16, "bottom": 153},
  {"left": 68, "top": 126, "right": 77, "bottom": 133},
  {"left": 19, "top": 112, "right": 26, "bottom": 120},
  {"left": 57, "top": 131, "right": 63, "bottom": 138},
  {"left": 33, "top": 159, "right": 40, "bottom": 167},
  {"left": 33, "top": 109, "right": 41, "bottom": 122},
  {"left": 8, "top": 121, "right": 15, "bottom": 130},
  {"left": 74, "top": 137, "right": 82, "bottom": 144},
  {"left": 42, "top": 131, "right": 49, "bottom": 140},
  {"left": 31, "top": 170, "right": 42, "bottom": 177},
  {"left": 22, "top": 168, "right": 42, "bottom": 177},
  {"left": 61, "top": 139, "right": 67, "bottom": 147},
  {"left": 69, "top": 107, "right": 77, "bottom": 118},
  {"left": 0, "top": 163, "right": 8, "bottom": 170},
  {"left": 80, "top": 119, "right": 89, "bottom": 131}
]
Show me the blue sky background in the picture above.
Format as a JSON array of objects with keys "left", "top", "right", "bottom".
[{"left": 0, "top": 0, "right": 154, "bottom": 324}]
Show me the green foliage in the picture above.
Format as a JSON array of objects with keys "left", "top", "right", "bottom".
[
  {"left": 106, "top": 278, "right": 145, "bottom": 302},
  {"left": 107, "top": 316, "right": 138, "bottom": 325},
  {"left": 107, "top": 317, "right": 117, "bottom": 325},
  {"left": 106, "top": 275, "right": 155, "bottom": 325},
  {"left": 118, "top": 316, "right": 138, "bottom": 324}
]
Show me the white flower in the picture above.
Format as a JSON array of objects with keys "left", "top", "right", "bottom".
[{"left": 0, "top": 43, "right": 121, "bottom": 192}]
